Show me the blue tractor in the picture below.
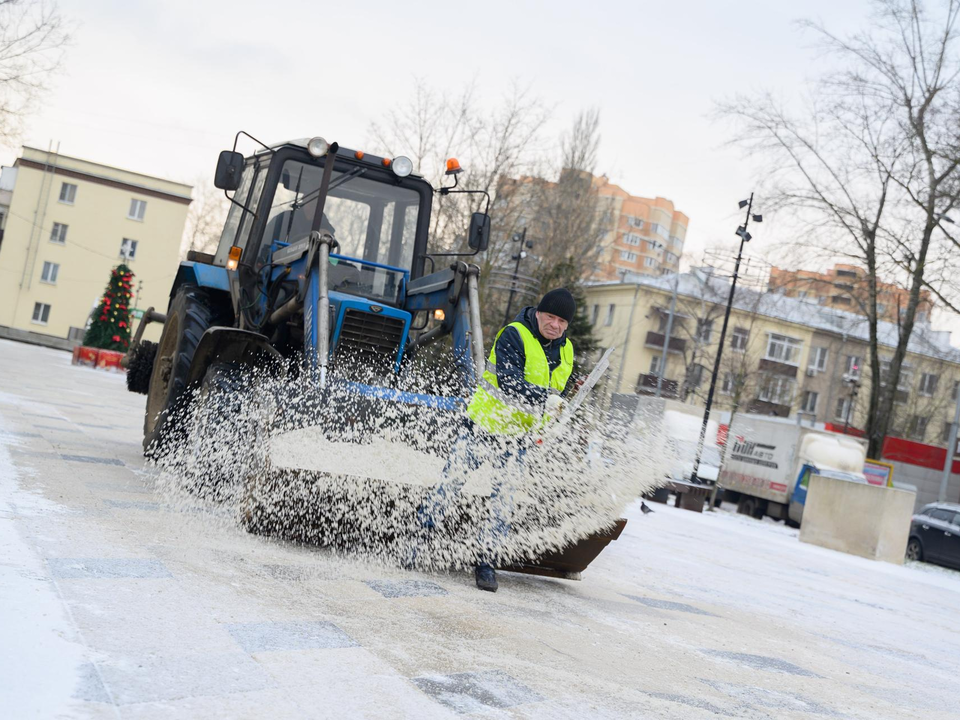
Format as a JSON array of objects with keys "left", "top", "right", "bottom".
[
  {"left": 123, "top": 133, "right": 626, "bottom": 579},
  {"left": 125, "top": 133, "right": 490, "bottom": 453}
]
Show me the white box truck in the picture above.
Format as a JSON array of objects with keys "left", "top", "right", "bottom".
[{"left": 719, "top": 415, "right": 867, "bottom": 525}]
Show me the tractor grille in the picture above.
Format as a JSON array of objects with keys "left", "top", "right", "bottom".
[{"left": 335, "top": 308, "right": 404, "bottom": 371}]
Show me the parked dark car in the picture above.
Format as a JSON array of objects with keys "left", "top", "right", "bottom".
[{"left": 906, "top": 503, "right": 960, "bottom": 570}]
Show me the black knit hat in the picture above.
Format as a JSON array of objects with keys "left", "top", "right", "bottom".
[{"left": 537, "top": 288, "right": 576, "bottom": 323}]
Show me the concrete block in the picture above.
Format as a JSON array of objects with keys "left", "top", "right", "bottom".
[{"left": 799, "top": 474, "right": 915, "bottom": 564}]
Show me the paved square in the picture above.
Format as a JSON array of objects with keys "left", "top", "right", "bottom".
[
  {"left": 47, "top": 558, "right": 173, "bottom": 579},
  {"left": 626, "top": 594, "right": 718, "bottom": 616},
  {"left": 225, "top": 621, "right": 358, "bottom": 653},
  {"left": 412, "top": 669, "right": 543, "bottom": 713},
  {"left": 365, "top": 579, "right": 449, "bottom": 598},
  {"left": 60, "top": 455, "right": 124, "bottom": 465}
]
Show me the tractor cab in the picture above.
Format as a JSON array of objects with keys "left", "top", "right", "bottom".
[{"left": 127, "top": 133, "right": 488, "bottom": 453}]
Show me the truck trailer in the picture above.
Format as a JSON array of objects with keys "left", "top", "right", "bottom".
[{"left": 718, "top": 415, "right": 868, "bottom": 525}]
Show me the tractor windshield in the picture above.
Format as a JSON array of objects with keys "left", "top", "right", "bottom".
[{"left": 262, "top": 159, "right": 421, "bottom": 272}]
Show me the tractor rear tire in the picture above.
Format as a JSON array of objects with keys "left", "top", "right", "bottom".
[
  {"left": 126, "top": 340, "right": 157, "bottom": 395},
  {"left": 142, "top": 285, "right": 223, "bottom": 456}
]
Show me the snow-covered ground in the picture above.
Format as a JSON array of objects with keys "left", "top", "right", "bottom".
[{"left": 1, "top": 338, "right": 959, "bottom": 719}]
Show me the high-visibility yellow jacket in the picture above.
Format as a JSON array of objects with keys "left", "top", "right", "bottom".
[{"left": 466, "top": 321, "right": 574, "bottom": 435}]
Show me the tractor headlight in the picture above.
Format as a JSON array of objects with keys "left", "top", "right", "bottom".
[
  {"left": 307, "top": 137, "right": 329, "bottom": 157},
  {"left": 391, "top": 156, "right": 413, "bottom": 178}
]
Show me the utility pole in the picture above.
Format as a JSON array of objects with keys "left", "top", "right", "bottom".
[
  {"left": 503, "top": 227, "right": 528, "bottom": 325},
  {"left": 939, "top": 384, "right": 960, "bottom": 502},
  {"left": 614, "top": 280, "right": 641, "bottom": 395},
  {"left": 656, "top": 270, "right": 680, "bottom": 398},
  {"left": 691, "top": 193, "right": 761, "bottom": 483}
]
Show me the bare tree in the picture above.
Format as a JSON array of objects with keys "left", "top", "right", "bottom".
[
  {"left": 0, "top": 0, "right": 69, "bottom": 142},
  {"left": 718, "top": 0, "right": 960, "bottom": 457},
  {"left": 180, "top": 178, "right": 229, "bottom": 257},
  {"left": 370, "top": 78, "right": 550, "bottom": 256}
]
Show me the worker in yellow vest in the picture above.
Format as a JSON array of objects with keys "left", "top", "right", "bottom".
[{"left": 434, "top": 289, "right": 577, "bottom": 592}]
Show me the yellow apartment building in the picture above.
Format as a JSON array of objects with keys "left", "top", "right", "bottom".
[
  {"left": 0, "top": 146, "right": 191, "bottom": 349},
  {"left": 586, "top": 269, "right": 960, "bottom": 446}
]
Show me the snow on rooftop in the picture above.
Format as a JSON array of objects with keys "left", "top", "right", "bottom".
[{"left": 589, "top": 270, "right": 960, "bottom": 363}]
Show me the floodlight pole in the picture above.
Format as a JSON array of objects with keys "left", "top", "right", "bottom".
[{"left": 690, "top": 193, "right": 756, "bottom": 484}]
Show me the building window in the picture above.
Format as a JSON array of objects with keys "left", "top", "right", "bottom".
[
  {"left": 879, "top": 359, "right": 912, "bottom": 391},
  {"left": 58, "top": 182, "right": 77, "bottom": 204},
  {"left": 731, "top": 327, "right": 749, "bottom": 350},
  {"left": 689, "top": 364, "right": 705, "bottom": 389},
  {"left": 650, "top": 355, "right": 662, "bottom": 375},
  {"left": 797, "top": 290, "right": 808, "bottom": 299},
  {"left": 720, "top": 372, "right": 734, "bottom": 395},
  {"left": 644, "top": 240, "right": 660, "bottom": 252},
  {"left": 627, "top": 216, "right": 644, "bottom": 229},
  {"left": 605, "top": 304, "right": 615, "bottom": 326},
  {"left": 591, "top": 304, "right": 599, "bottom": 325},
  {"left": 919, "top": 372, "right": 939, "bottom": 397},
  {"left": 759, "top": 375, "right": 794, "bottom": 405},
  {"left": 801, "top": 390, "right": 819, "bottom": 414},
  {"left": 953, "top": 380, "right": 960, "bottom": 401},
  {"left": 619, "top": 250, "right": 637, "bottom": 262},
  {"left": 809, "top": 347, "right": 829, "bottom": 373},
  {"left": 941, "top": 421, "right": 954, "bottom": 445},
  {"left": 876, "top": 303, "right": 887, "bottom": 316},
  {"left": 650, "top": 222, "right": 670, "bottom": 240},
  {"left": 120, "top": 238, "right": 138, "bottom": 260},
  {"left": 31, "top": 302, "right": 51, "bottom": 325},
  {"left": 696, "top": 318, "right": 713, "bottom": 343},
  {"left": 623, "top": 232, "right": 642, "bottom": 246},
  {"left": 917, "top": 311, "right": 928, "bottom": 324},
  {"left": 664, "top": 251, "right": 678, "bottom": 264},
  {"left": 128, "top": 198, "right": 147, "bottom": 221},
  {"left": 40, "top": 261, "right": 59, "bottom": 284},
  {"left": 835, "top": 397, "right": 853, "bottom": 421},
  {"left": 50, "top": 222, "right": 68, "bottom": 244},
  {"left": 833, "top": 295, "right": 852, "bottom": 305},
  {"left": 765, "top": 333, "right": 802, "bottom": 365},
  {"left": 643, "top": 257, "right": 657, "bottom": 268},
  {"left": 845, "top": 355, "right": 862, "bottom": 379},
  {"left": 907, "top": 415, "right": 929, "bottom": 441}
]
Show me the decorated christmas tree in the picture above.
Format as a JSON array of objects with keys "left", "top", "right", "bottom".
[{"left": 83, "top": 264, "right": 135, "bottom": 351}]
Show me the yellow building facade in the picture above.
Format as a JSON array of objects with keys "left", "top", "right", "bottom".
[
  {"left": 586, "top": 270, "right": 960, "bottom": 447},
  {"left": 0, "top": 147, "right": 191, "bottom": 347}
]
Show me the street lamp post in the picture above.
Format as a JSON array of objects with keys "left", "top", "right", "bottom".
[
  {"left": 503, "top": 228, "right": 529, "bottom": 325},
  {"left": 690, "top": 194, "right": 762, "bottom": 484}
]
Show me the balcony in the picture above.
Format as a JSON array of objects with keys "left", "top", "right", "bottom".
[
  {"left": 637, "top": 373, "right": 678, "bottom": 397},
  {"left": 759, "top": 358, "right": 798, "bottom": 377},
  {"left": 747, "top": 399, "right": 792, "bottom": 417},
  {"left": 645, "top": 331, "right": 685, "bottom": 353}
]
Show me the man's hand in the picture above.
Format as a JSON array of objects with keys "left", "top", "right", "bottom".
[{"left": 544, "top": 394, "right": 567, "bottom": 420}]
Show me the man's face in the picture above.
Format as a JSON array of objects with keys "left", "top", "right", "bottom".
[{"left": 536, "top": 311, "right": 568, "bottom": 340}]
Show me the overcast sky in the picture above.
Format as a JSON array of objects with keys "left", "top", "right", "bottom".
[{"left": 5, "top": 0, "right": 873, "bottom": 268}]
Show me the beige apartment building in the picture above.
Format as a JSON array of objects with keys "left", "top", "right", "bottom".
[
  {"left": 586, "top": 269, "right": 960, "bottom": 446},
  {"left": 0, "top": 146, "right": 191, "bottom": 348}
]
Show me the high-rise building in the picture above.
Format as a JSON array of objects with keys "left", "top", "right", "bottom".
[
  {"left": 591, "top": 179, "right": 687, "bottom": 281},
  {"left": 0, "top": 146, "right": 192, "bottom": 349}
]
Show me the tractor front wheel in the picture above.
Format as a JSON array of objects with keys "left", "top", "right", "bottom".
[{"left": 142, "top": 285, "right": 222, "bottom": 455}]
